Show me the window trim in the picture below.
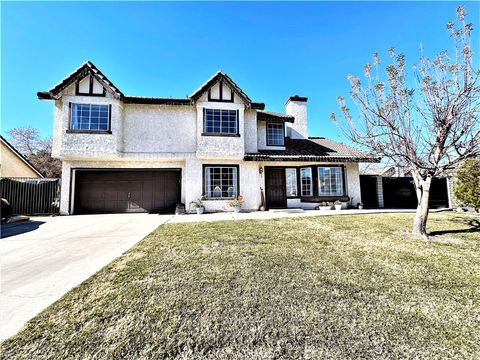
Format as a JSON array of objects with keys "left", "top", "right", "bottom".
[
  {"left": 202, "top": 108, "right": 240, "bottom": 136},
  {"left": 75, "top": 76, "right": 107, "bottom": 97},
  {"left": 263, "top": 165, "right": 348, "bottom": 202},
  {"left": 300, "top": 167, "right": 313, "bottom": 197},
  {"left": 68, "top": 103, "right": 112, "bottom": 134},
  {"left": 285, "top": 168, "right": 299, "bottom": 198},
  {"left": 317, "top": 166, "right": 345, "bottom": 197},
  {"left": 207, "top": 80, "right": 235, "bottom": 103},
  {"left": 202, "top": 164, "right": 240, "bottom": 200},
  {"left": 266, "top": 122, "right": 285, "bottom": 146}
]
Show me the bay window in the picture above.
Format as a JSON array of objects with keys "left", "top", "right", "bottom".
[
  {"left": 318, "top": 167, "right": 344, "bottom": 196},
  {"left": 285, "top": 168, "right": 298, "bottom": 197},
  {"left": 300, "top": 167, "right": 313, "bottom": 197}
]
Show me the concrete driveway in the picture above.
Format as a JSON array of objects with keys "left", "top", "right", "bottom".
[{"left": 1, "top": 213, "right": 172, "bottom": 341}]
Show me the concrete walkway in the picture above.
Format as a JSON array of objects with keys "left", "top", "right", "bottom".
[
  {"left": 1, "top": 208, "right": 446, "bottom": 341},
  {"left": 168, "top": 208, "right": 425, "bottom": 224}
]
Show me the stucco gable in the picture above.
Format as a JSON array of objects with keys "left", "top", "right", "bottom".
[
  {"left": 190, "top": 71, "right": 253, "bottom": 107},
  {"left": 37, "top": 61, "right": 124, "bottom": 100}
]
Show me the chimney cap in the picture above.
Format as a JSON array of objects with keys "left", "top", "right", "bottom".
[{"left": 286, "top": 95, "right": 308, "bottom": 105}]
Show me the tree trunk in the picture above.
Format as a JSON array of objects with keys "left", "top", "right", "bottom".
[{"left": 412, "top": 175, "right": 432, "bottom": 238}]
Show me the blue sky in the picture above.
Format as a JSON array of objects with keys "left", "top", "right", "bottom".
[{"left": 2, "top": 1, "right": 478, "bottom": 141}]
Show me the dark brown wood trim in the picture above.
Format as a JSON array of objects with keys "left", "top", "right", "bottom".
[
  {"left": 66, "top": 130, "right": 112, "bottom": 134},
  {"left": 76, "top": 93, "right": 108, "bottom": 98},
  {"left": 206, "top": 98, "right": 236, "bottom": 103},
  {"left": 202, "top": 164, "right": 240, "bottom": 200},
  {"left": 266, "top": 122, "right": 285, "bottom": 146},
  {"left": 236, "top": 109, "right": 239, "bottom": 135},
  {"left": 74, "top": 75, "right": 106, "bottom": 97},
  {"left": 300, "top": 195, "right": 350, "bottom": 203},
  {"left": 316, "top": 164, "right": 347, "bottom": 198},
  {"left": 285, "top": 167, "right": 300, "bottom": 199},
  {"left": 207, "top": 80, "right": 234, "bottom": 103},
  {"left": 89, "top": 76, "right": 94, "bottom": 94},
  {"left": 69, "top": 167, "right": 74, "bottom": 215},
  {"left": 264, "top": 164, "right": 348, "bottom": 199},
  {"left": 108, "top": 104, "right": 112, "bottom": 132},
  {"left": 201, "top": 133, "right": 240, "bottom": 137},
  {"left": 299, "top": 166, "right": 314, "bottom": 197},
  {"left": 202, "top": 108, "right": 240, "bottom": 136},
  {"left": 68, "top": 103, "right": 112, "bottom": 133}
]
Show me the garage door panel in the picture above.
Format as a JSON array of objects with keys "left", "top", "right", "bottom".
[{"left": 75, "top": 170, "right": 180, "bottom": 214}]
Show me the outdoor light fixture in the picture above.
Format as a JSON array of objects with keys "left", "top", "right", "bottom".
[{"left": 259, "top": 167, "right": 264, "bottom": 174}]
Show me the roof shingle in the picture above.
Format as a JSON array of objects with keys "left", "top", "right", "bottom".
[
  {"left": 257, "top": 111, "right": 294, "bottom": 123},
  {"left": 244, "top": 137, "right": 380, "bottom": 163}
]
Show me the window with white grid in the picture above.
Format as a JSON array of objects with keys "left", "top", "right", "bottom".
[
  {"left": 300, "top": 167, "right": 313, "bottom": 197},
  {"left": 285, "top": 168, "right": 298, "bottom": 197},
  {"left": 71, "top": 103, "right": 109, "bottom": 131},
  {"left": 267, "top": 123, "right": 284, "bottom": 146},
  {"left": 204, "top": 109, "right": 237, "bottom": 134},
  {"left": 204, "top": 166, "right": 238, "bottom": 199},
  {"left": 318, "top": 167, "right": 344, "bottom": 196}
]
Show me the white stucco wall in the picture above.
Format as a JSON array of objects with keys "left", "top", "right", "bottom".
[
  {"left": 53, "top": 96, "right": 123, "bottom": 159},
  {"left": 285, "top": 99, "right": 308, "bottom": 139},
  {"left": 244, "top": 109, "right": 258, "bottom": 153},
  {"left": 184, "top": 159, "right": 261, "bottom": 212},
  {"left": 257, "top": 121, "right": 286, "bottom": 151},
  {"left": 122, "top": 104, "right": 197, "bottom": 154},
  {"left": 195, "top": 101, "right": 246, "bottom": 159}
]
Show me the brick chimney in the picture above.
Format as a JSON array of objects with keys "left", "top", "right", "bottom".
[{"left": 285, "top": 95, "right": 308, "bottom": 139}]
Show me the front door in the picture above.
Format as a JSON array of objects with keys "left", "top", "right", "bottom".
[{"left": 265, "top": 167, "right": 287, "bottom": 209}]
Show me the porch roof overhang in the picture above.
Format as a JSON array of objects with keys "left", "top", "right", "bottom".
[
  {"left": 257, "top": 111, "right": 294, "bottom": 123},
  {"left": 244, "top": 137, "right": 381, "bottom": 163},
  {"left": 244, "top": 154, "right": 379, "bottom": 162}
]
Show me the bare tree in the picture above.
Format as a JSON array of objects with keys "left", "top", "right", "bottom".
[
  {"left": 331, "top": 6, "right": 480, "bottom": 238},
  {"left": 7, "top": 126, "right": 62, "bottom": 178}
]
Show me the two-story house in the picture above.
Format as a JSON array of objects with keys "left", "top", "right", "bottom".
[{"left": 38, "top": 61, "right": 378, "bottom": 215}]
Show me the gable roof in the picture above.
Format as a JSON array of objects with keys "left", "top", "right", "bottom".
[
  {"left": 37, "top": 61, "right": 124, "bottom": 100},
  {"left": 37, "top": 62, "right": 265, "bottom": 109},
  {"left": 189, "top": 71, "right": 253, "bottom": 107},
  {"left": 0, "top": 136, "right": 44, "bottom": 177},
  {"left": 244, "top": 137, "right": 380, "bottom": 163}
]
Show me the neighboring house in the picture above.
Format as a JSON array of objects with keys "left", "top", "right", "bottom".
[
  {"left": 38, "top": 61, "right": 379, "bottom": 215},
  {"left": 363, "top": 165, "right": 411, "bottom": 177},
  {"left": 0, "top": 136, "right": 44, "bottom": 178}
]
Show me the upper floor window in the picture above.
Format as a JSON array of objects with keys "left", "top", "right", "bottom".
[
  {"left": 318, "top": 167, "right": 344, "bottom": 196},
  {"left": 204, "top": 109, "right": 238, "bottom": 135},
  {"left": 71, "top": 103, "right": 110, "bottom": 131},
  {"left": 267, "top": 123, "right": 285, "bottom": 146}
]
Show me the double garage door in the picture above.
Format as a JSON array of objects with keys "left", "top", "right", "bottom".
[{"left": 74, "top": 170, "right": 181, "bottom": 214}]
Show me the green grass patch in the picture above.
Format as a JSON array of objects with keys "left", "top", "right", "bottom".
[{"left": 2, "top": 212, "right": 479, "bottom": 359}]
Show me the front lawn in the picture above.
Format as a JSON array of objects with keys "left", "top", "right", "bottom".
[{"left": 2, "top": 212, "right": 479, "bottom": 359}]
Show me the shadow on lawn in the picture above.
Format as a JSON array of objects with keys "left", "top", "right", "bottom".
[{"left": 429, "top": 217, "right": 480, "bottom": 236}]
